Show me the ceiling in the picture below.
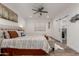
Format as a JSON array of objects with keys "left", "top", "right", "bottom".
[{"left": 4, "top": 3, "right": 73, "bottom": 20}]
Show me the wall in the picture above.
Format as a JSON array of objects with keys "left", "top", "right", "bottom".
[
  {"left": 24, "top": 18, "right": 50, "bottom": 35},
  {"left": 0, "top": 18, "right": 18, "bottom": 26},
  {"left": 0, "top": 16, "right": 26, "bottom": 28},
  {"left": 67, "top": 4, "right": 79, "bottom": 52},
  {"left": 50, "top": 4, "right": 75, "bottom": 42},
  {"left": 51, "top": 20, "right": 62, "bottom": 42},
  {"left": 50, "top": 4, "right": 72, "bottom": 41},
  {"left": 67, "top": 21, "right": 79, "bottom": 52},
  {"left": 18, "top": 16, "right": 26, "bottom": 30}
]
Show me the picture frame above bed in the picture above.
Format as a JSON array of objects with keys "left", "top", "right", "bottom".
[
  {"left": 2, "top": 5, "right": 9, "bottom": 20},
  {"left": 0, "top": 3, "right": 18, "bottom": 22}
]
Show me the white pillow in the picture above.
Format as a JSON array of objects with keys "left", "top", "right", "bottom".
[
  {"left": 16, "top": 31, "right": 22, "bottom": 37},
  {"left": 0, "top": 30, "right": 4, "bottom": 39},
  {"left": 16, "top": 31, "right": 26, "bottom": 37},
  {"left": 3, "top": 31, "right": 10, "bottom": 39},
  {"left": 21, "top": 31, "right": 26, "bottom": 36}
]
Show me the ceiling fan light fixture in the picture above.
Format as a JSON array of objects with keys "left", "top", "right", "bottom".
[{"left": 32, "top": 6, "right": 48, "bottom": 16}]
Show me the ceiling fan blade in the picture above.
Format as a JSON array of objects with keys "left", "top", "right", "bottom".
[
  {"left": 33, "top": 11, "right": 39, "bottom": 14},
  {"left": 41, "top": 11, "right": 48, "bottom": 13},
  {"left": 32, "top": 9, "right": 37, "bottom": 11},
  {"left": 40, "top": 7, "right": 44, "bottom": 10}
]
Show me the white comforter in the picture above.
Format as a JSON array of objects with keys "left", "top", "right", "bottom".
[{"left": 1, "top": 35, "right": 51, "bottom": 53}]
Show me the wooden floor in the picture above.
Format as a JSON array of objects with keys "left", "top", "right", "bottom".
[
  {"left": 49, "top": 37, "right": 79, "bottom": 56},
  {"left": 49, "top": 47, "right": 79, "bottom": 56}
]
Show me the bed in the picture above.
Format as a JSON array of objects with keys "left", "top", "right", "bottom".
[{"left": 1, "top": 35, "right": 51, "bottom": 56}]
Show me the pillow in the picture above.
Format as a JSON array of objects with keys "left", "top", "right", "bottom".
[
  {"left": 21, "top": 31, "right": 26, "bottom": 36},
  {"left": 16, "top": 31, "right": 21, "bottom": 37},
  {"left": 3, "top": 31, "right": 10, "bottom": 39},
  {"left": 8, "top": 31, "right": 18, "bottom": 38},
  {"left": 16, "top": 31, "right": 26, "bottom": 37},
  {"left": 0, "top": 30, "right": 4, "bottom": 39}
]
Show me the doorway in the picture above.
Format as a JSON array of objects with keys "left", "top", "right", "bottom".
[{"left": 62, "top": 28, "right": 67, "bottom": 45}]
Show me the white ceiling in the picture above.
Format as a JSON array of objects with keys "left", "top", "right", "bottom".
[{"left": 4, "top": 3, "right": 73, "bottom": 20}]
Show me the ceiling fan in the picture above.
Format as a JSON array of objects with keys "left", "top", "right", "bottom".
[{"left": 32, "top": 6, "right": 48, "bottom": 16}]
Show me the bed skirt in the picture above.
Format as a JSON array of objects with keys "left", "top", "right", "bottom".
[{"left": 1, "top": 48, "right": 48, "bottom": 56}]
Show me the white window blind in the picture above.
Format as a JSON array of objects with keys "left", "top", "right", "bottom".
[{"left": 34, "top": 23, "right": 46, "bottom": 31}]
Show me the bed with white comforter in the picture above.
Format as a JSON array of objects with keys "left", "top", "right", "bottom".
[{"left": 1, "top": 35, "right": 51, "bottom": 53}]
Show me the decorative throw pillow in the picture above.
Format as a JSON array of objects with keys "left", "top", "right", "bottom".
[
  {"left": 16, "top": 31, "right": 26, "bottom": 37},
  {"left": 16, "top": 31, "right": 21, "bottom": 37},
  {"left": 0, "top": 30, "right": 4, "bottom": 39},
  {"left": 21, "top": 31, "right": 26, "bottom": 36},
  {"left": 8, "top": 31, "right": 18, "bottom": 38},
  {"left": 3, "top": 31, "right": 10, "bottom": 39}
]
